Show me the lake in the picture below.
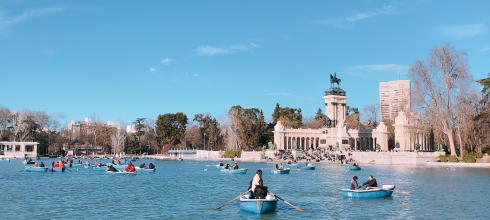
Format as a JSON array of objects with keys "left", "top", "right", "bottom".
[{"left": 0, "top": 159, "right": 489, "bottom": 219}]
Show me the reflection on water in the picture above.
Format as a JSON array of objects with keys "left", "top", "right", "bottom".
[{"left": 0, "top": 159, "right": 489, "bottom": 219}]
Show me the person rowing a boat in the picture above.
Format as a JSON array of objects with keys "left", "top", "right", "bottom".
[
  {"left": 107, "top": 165, "right": 118, "bottom": 172},
  {"left": 247, "top": 170, "right": 265, "bottom": 199},
  {"left": 139, "top": 163, "right": 146, "bottom": 169},
  {"left": 39, "top": 162, "right": 45, "bottom": 168},
  {"left": 362, "top": 175, "right": 378, "bottom": 189},
  {"left": 148, "top": 163, "right": 155, "bottom": 169},
  {"left": 351, "top": 176, "right": 360, "bottom": 190},
  {"left": 124, "top": 162, "right": 136, "bottom": 172},
  {"left": 233, "top": 163, "right": 239, "bottom": 170},
  {"left": 33, "top": 161, "right": 39, "bottom": 167},
  {"left": 224, "top": 163, "right": 230, "bottom": 169},
  {"left": 218, "top": 161, "right": 224, "bottom": 167}
]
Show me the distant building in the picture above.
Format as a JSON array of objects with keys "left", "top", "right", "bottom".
[
  {"left": 0, "top": 141, "right": 39, "bottom": 158},
  {"left": 379, "top": 80, "right": 411, "bottom": 121},
  {"left": 66, "top": 118, "right": 122, "bottom": 140}
]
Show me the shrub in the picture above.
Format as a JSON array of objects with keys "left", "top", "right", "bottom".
[
  {"left": 224, "top": 150, "right": 241, "bottom": 158},
  {"left": 448, "top": 155, "right": 459, "bottom": 162},
  {"left": 462, "top": 152, "right": 481, "bottom": 163},
  {"left": 438, "top": 155, "right": 448, "bottom": 162}
]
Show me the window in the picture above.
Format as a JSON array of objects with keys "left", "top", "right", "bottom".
[
  {"left": 15, "top": 145, "right": 21, "bottom": 151},
  {"left": 7, "top": 145, "right": 13, "bottom": 151},
  {"left": 25, "top": 145, "right": 34, "bottom": 152},
  {"left": 342, "top": 140, "right": 348, "bottom": 145},
  {"left": 320, "top": 139, "right": 326, "bottom": 144}
]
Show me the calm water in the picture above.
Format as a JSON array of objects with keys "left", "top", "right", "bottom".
[{"left": 0, "top": 159, "right": 489, "bottom": 219}]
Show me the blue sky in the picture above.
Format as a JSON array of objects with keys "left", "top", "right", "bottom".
[{"left": 1, "top": 0, "right": 489, "bottom": 125}]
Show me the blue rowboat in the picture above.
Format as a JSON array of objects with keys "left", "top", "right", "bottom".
[
  {"left": 287, "top": 163, "right": 305, "bottom": 168},
  {"left": 65, "top": 163, "right": 81, "bottom": 168},
  {"left": 25, "top": 166, "right": 48, "bottom": 172},
  {"left": 215, "top": 165, "right": 224, "bottom": 169},
  {"left": 341, "top": 186, "right": 395, "bottom": 199},
  {"left": 304, "top": 166, "right": 316, "bottom": 170},
  {"left": 136, "top": 168, "right": 155, "bottom": 173},
  {"left": 220, "top": 168, "right": 248, "bottom": 174},
  {"left": 52, "top": 167, "right": 65, "bottom": 172},
  {"left": 271, "top": 169, "right": 290, "bottom": 175},
  {"left": 349, "top": 165, "right": 361, "bottom": 171},
  {"left": 240, "top": 194, "right": 278, "bottom": 214},
  {"left": 106, "top": 171, "right": 136, "bottom": 175},
  {"left": 113, "top": 165, "right": 127, "bottom": 170},
  {"left": 93, "top": 166, "right": 107, "bottom": 171}
]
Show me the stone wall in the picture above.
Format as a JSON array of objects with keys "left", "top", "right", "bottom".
[{"left": 350, "top": 151, "right": 444, "bottom": 165}]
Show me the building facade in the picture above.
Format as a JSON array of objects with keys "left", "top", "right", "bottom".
[
  {"left": 0, "top": 141, "right": 39, "bottom": 158},
  {"left": 379, "top": 80, "right": 411, "bottom": 121},
  {"left": 273, "top": 74, "right": 390, "bottom": 152}
]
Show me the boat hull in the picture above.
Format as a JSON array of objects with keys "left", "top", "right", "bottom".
[
  {"left": 349, "top": 166, "right": 361, "bottom": 171},
  {"left": 136, "top": 168, "right": 155, "bottom": 173},
  {"left": 341, "top": 188, "right": 393, "bottom": 199},
  {"left": 113, "top": 165, "right": 127, "bottom": 170},
  {"left": 304, "top": 166, "right": 315, "bottom": 170},
  {"left": 25, "top": 166, "right": 48, "bottom": 172},
  {"left": 240, "top": 198, "right": 278, "bottom": 214},
  {"left": 52, "top": 167, "right": 65, "bottom": 172},
  {"left": 220, "top": 168, "right": 248, "bottom": 174},
  {"left": 271, "top": 169, "right": 290, "bottom": 175},
  {"left": 93, "top": 166, "right": 107, "bottom": 171},
  {"left": 106, "top": 171, "right": 136, "bottom": 175}
]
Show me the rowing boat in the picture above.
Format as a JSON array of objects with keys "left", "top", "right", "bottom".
[
  {"left": 341, "top": 185, "right": 395, "bottom": 199},
  {"left": 112, "top": 165, "right": 127, "bottom": 170},
  {"left": 25, "top": 166, "right": 48, "bottom": 172},
  {"left": 271, "top": 169, "right": 290, "bottom": 175},
  {"left": 304, "top": 165, "right": 316, "bottom": 170},
  {"left": 220, "top": 168, "right": 248, "bottom": 174},
  {"left": 106, "top": 171, "right": 136, "bottom": 175},
  {"left": 349, "top": 165, "right": 361, "bottom": 171},
  {"left": 240, "top": 193, "right": 278, "bottom": 214},
  {"left": 93, "top": 166, "right": 107, "bottom": 171},
  {"left": 135, "top": 167, "right": 155, "bottom": 173}
]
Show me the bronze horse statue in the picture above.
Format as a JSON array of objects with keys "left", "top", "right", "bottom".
[{"left": 330, "top": 72, "right": 341, "bottom": 88}]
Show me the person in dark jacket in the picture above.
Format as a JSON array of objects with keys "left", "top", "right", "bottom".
[
  {"left": 148, "top": 163, "right": 155, "bottom": 169},
  {"left": 362, "top": 175, "right": 378, "bottom": 188},
  {"left": 350, "top": 176, "right": 360, "bottom": 190},
  {"left": 139, "top": 163, "right": 146, "bottom": 169}
]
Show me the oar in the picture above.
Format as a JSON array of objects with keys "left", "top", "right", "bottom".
[
  {"left": 214, "top": 195, "right": 241, "bottom": 210},
  {"left": 392, "top": 189, "right": 410, "bottom": 195},
  {"left": 275, "top": 195, "right": 303, "bottom": 212}
]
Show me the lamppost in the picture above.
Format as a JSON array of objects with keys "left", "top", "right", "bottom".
[{"left": 203, "top": 133, "right": 207, "bottom": 151}]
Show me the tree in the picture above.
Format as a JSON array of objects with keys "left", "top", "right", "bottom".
[
  {"left": 271, "top": 103, "right": 302, "bottom": 128},
  {"left": 0, "top": 107, "right": 12, "bottom": 141},
  {"left": 155, "top": 112, "right": 188, "bottom": 151},
  {"left": 345, "top": 108, "right": 360, "bottom": 130},
  {"left": 228, "top": 106, "right": 268, "bottom": 150},
  {"left": 193, "top": 114, "right": 224, "bottom": 150},
  {"left": 409, "top": 44, "right": 474, "bottom": 157},
  {"left": 363, "top": 104, "right": 378, "bottom": 126},
  {"left": 111, "top": 129, "right": 126, "bottom": 154}
]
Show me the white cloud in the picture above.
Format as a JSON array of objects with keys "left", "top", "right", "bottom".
[
  {"left": 439, "top": 24, "right": 488, "bottom": 39},
  {"left": 266, "top": 92, "right": 290, "bottom": 96},
  {"left": 347, "top": 64, "right": 409, "bottom": 75},
  {"left": 195, "top": 42, "right": 259, "bottom": 56},
  {"left": 312, "top": 4, "right": 396, "bottom": 28},
  {"left": 0, "top": 7, "right": 64, "bottom": 29},
  {"left": 149, "top": 67, "right": 157, "bottom": 73},
  {"left": 160, "top": 58, "right": 175, "bottom": 65}
]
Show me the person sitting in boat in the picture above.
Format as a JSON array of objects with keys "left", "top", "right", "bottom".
[
  {"left": 247, "top": 170, "right": 267, "bottom": 199},
  {"left": 111, "top": 159, "right": 116, "bottom": 165},
  {"left": 139, "top": 163, "right": 146, "bottom": 169},
  {"left": 40, "top": 162, "right": 45, "bottom": 168},
  {"left": 275, "top": 163, "right": 281, "bottom": 170},
  {"left": 233, "top": 163, "right": 239, "bottom": 170},
  {"left": 224, "top": 164, "right": 230, "bottom": 169},
  {"left": 148, "top": 163, "right": 155, "bottom": 169},
  {"left": 351, "top": 176, "right": 360, "bottom": 190},
  {"left": 352, "top": 163, "right": 358, "bottom": 167},
  {"left": 33, "top": 161, "right": 39, "bottom": 167},
  {"left": 85, "top": 161, "right": 90, "bottom": 166},
  {"left": 107, "top": 165, "right": 118, "bottom": 172},
  {"left": 124, "top": 162, "right": 136, "bottom": 172},
  {"left": 219, "top": 161, "right": 224, "bottom": 167},
  {"left": 362, "top": 175, "right": 378, "bottom": 188}
]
